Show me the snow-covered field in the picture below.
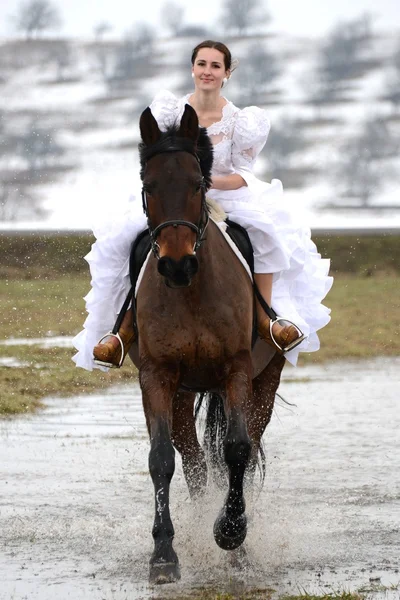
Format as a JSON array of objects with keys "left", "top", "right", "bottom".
[{"left": 0, "top": 33, "right": 399, "bottom": 230}]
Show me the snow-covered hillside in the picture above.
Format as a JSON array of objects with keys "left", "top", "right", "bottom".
[{"left": 0, "top": 33, "right": 399, "bottom": 230}]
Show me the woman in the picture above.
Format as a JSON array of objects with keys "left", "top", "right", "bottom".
[{"left": 73, "top": 40, "right": 332, "bottom": 371}]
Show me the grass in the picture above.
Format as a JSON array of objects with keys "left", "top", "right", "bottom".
[
  {"left": 0, "top": 275, "right": 138, "bottom": 415},
  {"left": 156, "top": 584, "right": 399, "bottom": 599},
  {"left": 152, "top": 590, "right": 365, "bottom": 600},
  {"left": 2, "top": 233, "right": 400, "bottom": 276},
  {"left": 279, "top": 595, "right": 364, "bottom": 600},
  {"left": 1, "top": 272, "right": 399, "bottom": 415},
  {"left": 298, "top": 273, "right": 400, "bottom": 365},
  {"left": 0, "top": 345, "right": 136, "bottom": 416}
]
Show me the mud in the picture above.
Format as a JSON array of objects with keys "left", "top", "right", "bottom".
[{"left": 1, "top": 357, "right": 399, "bottom": 599}]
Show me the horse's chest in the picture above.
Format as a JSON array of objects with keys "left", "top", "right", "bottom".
[{"left": 148, "top": 325, "right": 228, "bottom": 365}]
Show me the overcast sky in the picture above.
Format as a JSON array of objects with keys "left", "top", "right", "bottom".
[{"left": 1, "top": 0, "right": 399, "bottom": 39}]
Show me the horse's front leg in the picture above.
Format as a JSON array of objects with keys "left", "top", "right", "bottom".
[
  {"left": 214, "top": 351, "right": 252, "bottom": 551},
  {"left": 140, "top": 361, "right": 181, "bottom": 584}
]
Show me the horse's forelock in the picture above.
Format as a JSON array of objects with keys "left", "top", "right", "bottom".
[{"left": 139, "top": 123, "right": 213, "bottom": 190}]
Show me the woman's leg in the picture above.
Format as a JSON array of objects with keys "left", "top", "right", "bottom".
[
  {"left": 93, "top": 307, "right": 135, "bottom": 368},
  {"left": 253, "top": 273, "right": 273, "bottom": 321},
  {"left": 254, "top": 273, "right": 302, "bottom": 352}
]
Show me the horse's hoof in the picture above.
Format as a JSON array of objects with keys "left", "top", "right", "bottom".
[
  {"left": 149, "top": 561, "right": 181, "bottom": 585},
  {"left": 213, "top": 510, "right": 247, "bottom": 551}
]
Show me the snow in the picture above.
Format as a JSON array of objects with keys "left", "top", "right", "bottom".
[{"left": 1, "top": 33, "right": 400, "bottom": 230}]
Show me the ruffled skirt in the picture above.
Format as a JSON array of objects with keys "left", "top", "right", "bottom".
[{"left": 72, "top": 179, "right": 333, "bottom": 370}]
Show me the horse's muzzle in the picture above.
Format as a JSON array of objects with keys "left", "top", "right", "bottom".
[{"left": 158, "top": 254, "right": 199, "bottom": 288}]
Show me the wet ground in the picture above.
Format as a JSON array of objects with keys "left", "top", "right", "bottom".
[{"left": 1, "top": 357, "right": 399, "bottom": 600}]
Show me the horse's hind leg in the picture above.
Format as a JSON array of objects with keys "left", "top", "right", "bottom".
[
  {"left": 171, "top": 391, "right": 207, "bottom": 499},
  {"left": 140, "top": 361, "right": 181, "bottom": 584},
  {"left": 246, "top": 353, "right": 285, "bottom": 481},
  {"left": 214, "top": 351, "right": 252, "bottom": 551}
]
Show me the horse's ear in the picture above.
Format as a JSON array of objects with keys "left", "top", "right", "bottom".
[
  {"left": 139, "top": 107, "right": 162, "bottom": 145},
  {"left": 178, "top": 104, "right": 199, "bottom": 143}
]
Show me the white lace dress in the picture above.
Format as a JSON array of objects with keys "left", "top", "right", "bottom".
[{"left": 72, "top": 90, "right": 333, "bottom": 370}]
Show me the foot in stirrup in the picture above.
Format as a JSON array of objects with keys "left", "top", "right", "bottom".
[
  {"left": 258, "top": 316, "right": 307, "bottom": 354},
  {"left": 93, "top": 327, "right": 135, "bottom": 368}
]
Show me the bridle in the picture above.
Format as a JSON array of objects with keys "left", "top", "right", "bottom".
[{"left": 141, "top": 146, "right": 210, "bottom": 259}]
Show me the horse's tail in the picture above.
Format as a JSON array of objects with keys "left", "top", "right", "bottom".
[
  {"left": 194, "top": 393, "right": 266, "bottom": 486},
  {"left": 195, "top": 393, "right": 227, "bottom": 485}
]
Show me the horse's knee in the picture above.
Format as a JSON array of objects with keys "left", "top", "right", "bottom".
[
  {"left": 224, "top": 436, "right": 251, "bottom": 468},
  {"left": 224, "top": 416, "right": 251, "bottom": 469},
  {"left": 149, "top": 420, "right": 175, "bottom": 482},
  {"left": 149, "top": 444, "right": 175, "bottom": 482}
]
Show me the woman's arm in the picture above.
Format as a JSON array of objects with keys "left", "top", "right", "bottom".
[{"left": 210, "top": 174, "right": 247, "bottom": 190}]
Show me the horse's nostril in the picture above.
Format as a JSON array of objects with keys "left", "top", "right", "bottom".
[
  {"left": 184, "top": 255, "right": 198, "bottom": 276},
  {"left": 158, "top": 256, "right": 172, "bottom": 277},
  {"left": 158, "top": 255, "right": 198, "bottom": 286}
]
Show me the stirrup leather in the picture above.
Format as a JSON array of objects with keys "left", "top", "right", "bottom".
[
  {"left": 93, "top": 331, "right": 126, "bottom": 368},
  {"left": 269, "top": 317, "right": 307, "bottom": 353}
]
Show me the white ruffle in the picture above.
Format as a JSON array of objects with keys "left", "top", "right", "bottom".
[
  {"left": 149, "top": 90, "right": 180, "bottom": 130},
  {"left": 72, "top": 199, "right": 147, "bottom": 371},
  {"left": 233, "top": 106, "right": 270, "bottom": 155},
  {"left": 208, "top": 178, "right": 333, "bottom": 366}
]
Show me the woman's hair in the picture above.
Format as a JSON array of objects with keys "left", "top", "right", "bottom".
[{"left": 191, "top": 40, "right": 232, "bottom": 71}]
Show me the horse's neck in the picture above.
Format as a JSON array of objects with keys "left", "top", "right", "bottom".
[{"left": 196, "top": 220, "right": 245, "bottom": 289}]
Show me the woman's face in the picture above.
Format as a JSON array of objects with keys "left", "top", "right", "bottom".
[{"left": 192, "top": 48, "right": 229, "bottom": 91}]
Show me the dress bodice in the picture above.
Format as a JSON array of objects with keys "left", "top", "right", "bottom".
[{"left": 149, "top": 90, "right": 271, "bottom": 180}]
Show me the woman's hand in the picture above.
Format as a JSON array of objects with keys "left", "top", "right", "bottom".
[{"left": 210, "top": 174, "right": 247, "bottom": 190}]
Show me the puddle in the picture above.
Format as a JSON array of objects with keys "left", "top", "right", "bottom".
[
  {"left": 1, "top": 357, "right": 399, "bottom": 599},
  {"left": 0, "top": 357, "right": 31, "bottom": 368},
  {"left": 0, "top": 335, "right": 74, "bottom": 348}
]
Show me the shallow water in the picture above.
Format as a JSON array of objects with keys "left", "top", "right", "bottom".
[
  {"left": 0, "top": 335, "right": 74, "bottom": 348},
  {"left": 1, "top": 357, "right": 399, "bottom": 600}
]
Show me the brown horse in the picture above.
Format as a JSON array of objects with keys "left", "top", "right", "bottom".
[{"left": 130, "top": 105, "right": 285, "bottom": 584}]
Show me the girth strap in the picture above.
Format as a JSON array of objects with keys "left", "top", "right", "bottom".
[{"left": 111, "top": 287, "right": 134, "bottom": 335}]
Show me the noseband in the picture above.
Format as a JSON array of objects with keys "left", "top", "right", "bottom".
[{"left": 141, "top": 147, "right": 209, "bottom": 259}]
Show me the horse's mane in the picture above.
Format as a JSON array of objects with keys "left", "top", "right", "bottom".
[{"left": 139, "top": 124, "right": 213, "bottom": 191}]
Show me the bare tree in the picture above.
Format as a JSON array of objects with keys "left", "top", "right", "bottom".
[
  {"left": 220, "top": 0, "right": 270, "bottom": 36},
  {"left": 235, "top": 42, "right": 280, "bottom": 105},
  {"left": 91, "top": 23, "right": 114, "bottom": 82},
  {"left": 19, "top": 120, "right": 65, "bottom": 172},
  {"left": 93, "top": 21, "right": 113, "bottom": 41},
  {"left": 50, "top": 40, "right": 72, "bottom": 81},
  {"left": 308, "top": 14, "right": 373, "bottom": 106},
  {"left": 385, "top": 43, "right": 400, "bottom": 112},
  {"left": 160, "top": 1, "right": 185, "bottom": 36},
  {"left": 334, "top": 116, "right": 398, "bottom": 206},
  {"left": 109, "top": 24, "right": 155, "bottom": 85},
  {"left": 12, "top": 0, "right": 62, "bottom": 40},
  {"left": 262, "top": 117, "right": 307, "bottom": 185},
  {"left": 0, "top": 116, "right": 63, "bottom": 221},
  {"left": 0, "top": 183, "right": 47, "bottom": 221}
]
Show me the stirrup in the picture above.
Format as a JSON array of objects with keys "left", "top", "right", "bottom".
[
  {"left": 93, "top": 331, "right": 126, "bottom": 368},
  {"left": 269, "top": 317, "right": 307, "bottom": 353}
]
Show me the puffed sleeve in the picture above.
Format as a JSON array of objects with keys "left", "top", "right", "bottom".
[
  {"left": 231, "top": 106, "right": 271, "bottom": 187},
  {"left": 149, "top": 90, "right": 180, "bottom": 131}
]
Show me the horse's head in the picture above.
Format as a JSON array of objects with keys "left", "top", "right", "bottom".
[{"left": 139, "top": 105, "right": 213, "bottom": 288}]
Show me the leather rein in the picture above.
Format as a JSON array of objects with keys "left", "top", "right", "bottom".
[{"left": 141, "top": 146, "right": 209, "bottom": 259}]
